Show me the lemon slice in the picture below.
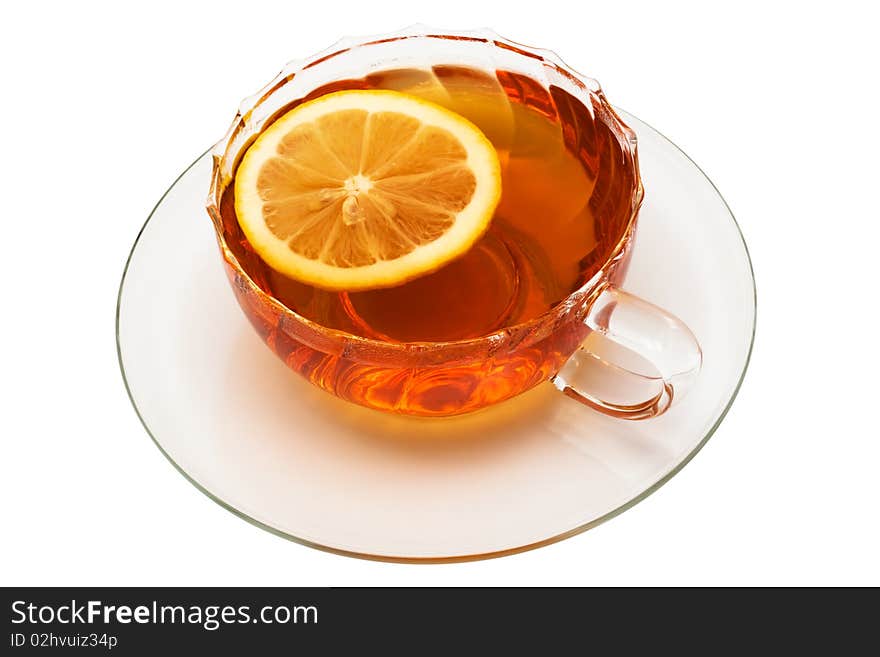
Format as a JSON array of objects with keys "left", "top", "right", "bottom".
[{"left": 234, "top": 90, "right": 502, "bottom": 291}]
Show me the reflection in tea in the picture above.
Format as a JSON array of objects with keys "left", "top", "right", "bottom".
[{"left": 219, "top": 66, "right": 635, "bottom": 343}]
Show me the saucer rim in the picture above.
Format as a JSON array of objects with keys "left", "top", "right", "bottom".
[{"left": 116, "top": 108, "right": 756, "bottom": 563}]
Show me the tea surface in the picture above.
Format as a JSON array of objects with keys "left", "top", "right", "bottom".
[{"left": 220, "top": 66, "right": 633, "bottom": 342}]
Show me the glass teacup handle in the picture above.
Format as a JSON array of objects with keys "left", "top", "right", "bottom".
[{"left": 552, "top": 285, "right": 702, "bottom": 420}]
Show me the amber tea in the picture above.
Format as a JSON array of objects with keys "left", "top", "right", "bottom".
[
  {"left": 219, "top": 66, "right": 634, "bottom": 344},
  {"left": 206, "top": 29, "right": 705, "bottom": 419}
]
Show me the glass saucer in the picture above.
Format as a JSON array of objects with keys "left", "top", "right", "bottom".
[{"left": 117, "top": 110, "right": 755, "bottom": 562}]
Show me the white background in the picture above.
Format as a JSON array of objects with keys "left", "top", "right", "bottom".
[{"left": 2, "top": 0, "right": 878, "bottom": 586}]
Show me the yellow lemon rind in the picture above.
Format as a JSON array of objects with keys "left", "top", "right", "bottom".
[{"left": 233, "top": 89, "right": 502, "bottom": 291}]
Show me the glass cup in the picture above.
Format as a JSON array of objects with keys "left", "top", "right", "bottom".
[{"left": 206, "top": 26, "right": 701, "bottom": 419}]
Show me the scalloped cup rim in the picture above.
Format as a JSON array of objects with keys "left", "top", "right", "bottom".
[{"left": 205, "top": 26, "right": 642, "bottom": 362}]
